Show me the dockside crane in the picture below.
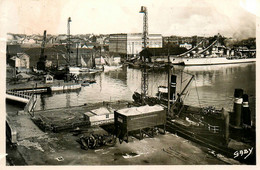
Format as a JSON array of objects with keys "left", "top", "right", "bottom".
[
  {"left": 139, "top": 6, "right": 149, "bottom": 103},
  {"left": 67, "top": 17, "right": 72, "bottom": 64},
  {"left": 37, "top": 30, "right": 47, "bottom": 71}
]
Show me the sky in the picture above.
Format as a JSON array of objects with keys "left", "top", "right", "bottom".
[{"left": 0, "top": 0, "right": 258, "bottom": 39}]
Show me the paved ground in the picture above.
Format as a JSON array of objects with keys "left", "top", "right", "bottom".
[{"left": 6, "top": 111, "right": 241, "bottom": 165}]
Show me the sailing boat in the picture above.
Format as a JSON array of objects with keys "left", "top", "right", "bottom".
[
  {"left": 103, "top": 55, "right": 122, "bottom": 72},
  {"left": 78, "top": 56, "right": 89, "bottom": 72},
  {"left": 69, "top": 56, "right": 88, "bottom": 73}
]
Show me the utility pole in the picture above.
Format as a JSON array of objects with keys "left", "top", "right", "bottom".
[
  {"left": 139, "top": 6, "right": 149, "bottom": 103},
  {"left": 76, "top": 42, "right": 79, "bottom": 66}
]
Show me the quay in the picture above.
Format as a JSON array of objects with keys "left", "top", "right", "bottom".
[
  {"left": 6, "top": 80, "right": 81, "bottom": 94},
  {"left": 6, "top": 101, "right": 241, "bottom": 165}
]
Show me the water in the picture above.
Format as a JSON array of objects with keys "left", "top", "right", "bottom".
[{"left": 6, "top": 63, "right": 256, "bottom": 124}]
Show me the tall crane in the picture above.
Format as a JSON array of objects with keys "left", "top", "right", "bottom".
[
  {"left": 67, "top": 17, "right": 72, "bottom": 64},
  {"left": 139, "top": 6, "right": 149, "bottom": 103},
  {"left": 37, "top": 30, "right": 47, "bottom": 71}
]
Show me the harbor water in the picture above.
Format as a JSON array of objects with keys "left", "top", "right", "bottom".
[{"left": 6, "top": 63, "right": 256, "bottom": 125}]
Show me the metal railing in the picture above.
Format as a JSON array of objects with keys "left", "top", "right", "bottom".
[
  {"left": 6, "top": 89, "right": 37, "bottom": 117},
  {"left": 6, "top": 90, "right": 32, "bottom": 100}
]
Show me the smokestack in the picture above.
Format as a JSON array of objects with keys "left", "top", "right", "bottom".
[
  {"left": 170, "top": 75, "right": 177, "bottom": 101},
  {"left": 242, "top": 94, "right": 251, "bottom": 127},
  {"left": 230, "top": 89, "right": 243, "bottom": 128}
]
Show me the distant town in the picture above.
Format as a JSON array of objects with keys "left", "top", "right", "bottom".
[{"left": 6, "top": 32, "right": 256, "bottom": 71}]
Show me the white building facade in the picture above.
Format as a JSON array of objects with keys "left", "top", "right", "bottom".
[
  {"left": 127, "top": 33, "right": 162, "bottom": 55},
  {"left": 109, "top": 33, "right": 162, "bottom": 55}
]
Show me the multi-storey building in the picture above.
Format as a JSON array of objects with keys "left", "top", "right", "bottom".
[{"left": 109, "top": 33, "right": 162, "bottom": 55}]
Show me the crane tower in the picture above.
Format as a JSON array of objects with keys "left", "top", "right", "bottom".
[
  {"left": 140, "top": 6, "right": 148, "bottom": 50},
  {"left": 67, "top": 17, "right": 72, "bottom": 64},
  {"left": 139, "top": 6, "right": 149, "bottom": 102},
  {"left": 37, "top": 30, "right": 47, "bottom": 71}
]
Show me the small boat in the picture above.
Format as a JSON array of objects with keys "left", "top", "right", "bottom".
[
  {"left": 84, "top": 79, "right": 96, "bottom": 84},
  {"left": 81, "top": 81, "right": 90, "bottom": 86},
  {"left": 69, "top": 66, "right": 81, "bottom": 73},
  {"left": 103, "top": 65, "right": 122, "bottom": 72}
]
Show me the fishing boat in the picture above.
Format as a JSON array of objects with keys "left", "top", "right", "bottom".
[
  {"left": 70, "top": 55, "right": 103, "bottom": 74},
  {"left": 102, "top": 55, "right": 123, "bottom": 72},
  {"left": 69, "top": 56, "right": 88, "bottom": 73},
  {"left": 132, "top": 59, "right": 255, "bottom": 163}
]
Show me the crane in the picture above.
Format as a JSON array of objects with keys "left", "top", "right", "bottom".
[
  {"left": 139, "top": 6, "right": 149, "bottom": 103},
  {"left": 37, "top": 30, "right": 47, "bottom": 71}
]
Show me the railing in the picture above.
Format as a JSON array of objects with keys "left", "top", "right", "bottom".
[
  {"left": 208, "top": 124, "right": 220, "bottom": 133},
  {"left": 6, "top": 89, "right": 37, "bottom": 116},
  {"left": 6, "top": 90, "right": 32, "bottom": 100}
]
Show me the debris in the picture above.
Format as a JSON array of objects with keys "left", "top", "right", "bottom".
[
  {"left": 94, "top": 149, "right": 104, "bottom": 152},
  {"left": 18, "top": 140, "right": 44, "bottom": 152},
  {"left": 122, "top": 152, "right": 140, "bottom": 159},
  {"left": 56, "top": 156, "right": 64, "bottom": 161},
  {"left": 77, "top": 133, "right": 116, "bottom": 150},
  {"left": 102, "top": 151, "right": 110, "bottom": 155}
]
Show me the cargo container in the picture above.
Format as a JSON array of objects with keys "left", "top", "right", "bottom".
[
  {"left": 114, "top": 105, "right": 166, "bottom": 142},
  {"left": 84, "top": 107, "right": 114, "bottom": 126}
]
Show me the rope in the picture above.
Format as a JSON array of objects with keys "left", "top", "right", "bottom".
[
  {"left": 182, "top": 89, "right": 190, "bottom": 102},
  {"left": 194, "top": 78, "right": 201, "bottom": 108}
]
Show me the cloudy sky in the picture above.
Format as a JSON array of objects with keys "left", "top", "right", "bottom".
[{"left": 0, "top": 0, "right": 258, "bottom": 39}]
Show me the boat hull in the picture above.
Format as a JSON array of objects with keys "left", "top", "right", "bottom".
[
  {"left": 174, "top": 57, "right": 256, "bottom": 66},
  {"left": 69, "top": 67, "right": 81, "bottom": 73},
  {"left": 103, "top": 65, "right": 122, "bottom": 72}
]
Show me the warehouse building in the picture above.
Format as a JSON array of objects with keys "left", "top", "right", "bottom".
[{"left": 109, "top": 33, "right": 162, "bottom": 56}]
